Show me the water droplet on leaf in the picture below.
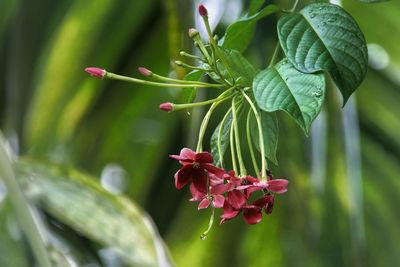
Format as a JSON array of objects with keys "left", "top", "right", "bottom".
[
  {"left": 327, "top": 18, "right": 336, "bottom": 23},
  {"left": 313, "top": 89, "right": 323, "bottom": 97},
  {"left": 200, "top": 234, "right": 207, "bottom": 240},
  {"left": 310, "top": 13, "right": 316, "bottom": 18}
]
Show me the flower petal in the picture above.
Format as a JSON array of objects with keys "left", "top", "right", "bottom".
[
  {"left": 268, "top": 179, "right": 289, "bottom": 194},
  {"left": 203, "top": 163, "right": 225, "bottom": 177},
  {"left": 220, "top": 202, "right": 241, "bottom": 224},
  {"left": 243, "top": 208, "right": 263, "bottom": 224},
  {"left": 192, "top": 169, "right": 208, "bottom": 193},
  {"left": 189, "top": 183, "right": 205, "bottom": 201},
  {"left": 170, "top": 147, "right": 196, "bottom": 163},
  {"left": 211, "top": 183, "right": 230, "bottom": 195},
  {"left": 195, "top": 152, "right": 213, "bottom": 163},
  {"left": 198, "top": 198, "right": 211, "bottom": 209},
  {"left": 213, "top": 194, "right": 225, "bottom": 208},
  {"left": 227, "top": 190, "right": 246, "bottom": 210},
  {"left": 174, "top": 165, "right": 193, "bottom": 189}
]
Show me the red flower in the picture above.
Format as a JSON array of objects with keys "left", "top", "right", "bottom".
[
  {"left": 220, "top": 194, "right": 275, "bottom": 225},
  {"left": 170, "top": 148, "right": 225, "bottom": 192},
  {"left": 189, "top": 183, "right": 229, "bottom": 209}
]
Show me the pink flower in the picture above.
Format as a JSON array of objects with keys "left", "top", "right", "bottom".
[
  {"left": 159, "top": 102, "right": 174, "bottom": 112},
  {"left": 170, "top": 148, "right": 225, "bottom": 192},
  {"left": 85, "top": 67, "right": 106, "bottom": 78}
]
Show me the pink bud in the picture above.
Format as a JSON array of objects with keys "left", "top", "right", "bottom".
[
  {"left": 198, "top": 4, "right": 208, "bottom": 17},
  {"left": 138, "top": 67, "right": 152, "bottom": 77},
  {"left": 159, "top": 102, "right": 174, "bottom": 112},
  {"left": 85, "top": 67, "right": 106, "bottom": 78}
]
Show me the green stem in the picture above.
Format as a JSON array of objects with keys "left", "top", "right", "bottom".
[
  {"left": 231, "top": 96, "right": 246, "bottom": 177},
  {"left": 290, "top": 0, "right": 300, "bottom": 12},
  {"left": 268, "top": 42, "right": 281, "bottom": 68},
  {"left": 246, "top": 109, "right": 260, "bottom": 177},
  {"left": 180, "top": 51, "right": 203, "bottom": 61},
  {"left": 173, "top": 94, "right": 233, "bottom": 111},
  {"left": 242, "top": 91, "right": 267, "bottom": 180},
  {"left": 106, "top": 72, "right": 218, "bottom": 88},
  {"left": 0, "top": 139, "right": 52, "bottom": 267},
  {"left": 230, "top": 117, "right": 238, "bottom": 175},
  {"left": 150, "top": 71, "right": 222, "bottom": 87},
  {"left": 200, "top": 207, "right": 215, "bottom": 240},
  {"left": 196, "top": 88, "right": 235, "bottom": 152},
  {"left": 217, "top": 108, "right": 232, "bottom": 167},
  {"left": 202, "top": 17, "right": 235, "bottom": 84}
]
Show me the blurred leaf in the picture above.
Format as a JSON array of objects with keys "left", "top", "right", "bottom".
[
  {"left": 250, "top": 110, "right": 278, "bottom": 164},
  {"left": 277, "top": 3, "right": 368, "bottom": 104},
  {"left": 16, "top": 159, "right": 173, "bottom": 267},
  {"left": 359, "top": 0, "right": 389, "bottom": 2},
  {"left": 222, "top": 5, "right": 280, "bottom": 52},
  {"left": 253, "top": 59, "right": 325, "bottom": 135}
]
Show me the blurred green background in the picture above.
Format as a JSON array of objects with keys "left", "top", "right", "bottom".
[{"left": 1, "top": 0, "right": 399, "bottom": 266}]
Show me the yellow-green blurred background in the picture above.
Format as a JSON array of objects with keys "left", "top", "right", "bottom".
[{"left": 1, "top": 0, "right": 399, "bottom": 266}]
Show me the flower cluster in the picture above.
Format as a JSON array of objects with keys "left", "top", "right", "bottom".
[{"left": 170, "top": 148, "right": 288, "bottom": 225}]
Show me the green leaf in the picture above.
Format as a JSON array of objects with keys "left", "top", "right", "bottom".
[
  {"left": 16, "top": 160, "right": 172, "bottom": 267},
  {"left": 359, "top": 0, "right": 389, "bottom": 2},
  {"left": 250, "top": 111, "right": 279, "bottom": 164},
  {"left": 253, "top": 59, "right": 325, "bottom": 135},
  {"left": 208, "top": 47, "right": 256, "bottom": 87},
  {"left": 211, "top": 113, "right": 232, "bottom": 167},
  {"left": 182, "top": 70, "right": 204, "bottom": 103},
  {"left": 222, "top": 4, "right": 280, "bottom": 52},
  {"left": 277, "top": 3, "right": 368, "bottom": 104},
  {"left": 249, "top": 0, "right": 265, "bottom": 15}
]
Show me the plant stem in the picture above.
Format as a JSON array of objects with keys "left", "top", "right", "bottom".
[
  {"left": 174, "top": 94, "right": 233, "bottom": 111},
  {"left": 202, "top": 16, "right": 235, "bottom": 84},
  {"left": 290, "top": 0, "right": 300, "bottom": 12},
  {"left": 196, "top": 88, "right": 235, "bottom": 152},
  {"left": 0, "top": 139, "right": 52, "bottom": 267},
  {"left": 217, "top": 108, "right": 232, "bottom": 167},
  {"left": 268, "top": 42, "right": 281, "bottom": 68},
  {"left": 231, "top": 96, "right": 247, "bottom": 177},
  {"left": 106, "top": 72, "right": 220, "bottom": 88},
  {"left": 246, "top": 109, "right": 260, "bottom": 177},
  {"left": 242, "top": 91, "right": 267, "bottom": 180},
  {"left": 200, "top": 207, "right": 215, "bottom": 240},
  {"left": 150, "top": 72, "right": 217, "bottom": 87},
  {"left": 230, "top": 117, "right": 238, "bottom": 175}
]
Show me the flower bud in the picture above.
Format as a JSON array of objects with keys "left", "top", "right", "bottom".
[
  {"left": 138, "top": 67, "right": 152, "bottom": 77},
  {"left": 198, "top": 4, "right": 208, "bottom": 17},
  {"left": 188, "top": 28, "right": 199, "bottom": 38},
  {"left": 159, "top": 102, "right": 174, "bottom": 112},
  {"left": 85, "top": 67, "right": 106, "bottom": 78}
]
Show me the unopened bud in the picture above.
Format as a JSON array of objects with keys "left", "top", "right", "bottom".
[
  {"left": 85, "top": 67, "right": 106, "bottom": 78},
  {"left": 188, "top": 28, "right": 199, "bottom": 38},
  {"left": 174, "top": 60, "right": 184, "bottom": 67},
  {"left": 198, "top": 4, "right": 208, "bottom": 17},
  {"left": 138, "top": 67, "right": 152, "bottom": 77},
  {"left": 159, "top": 102, "right": 174, "bottom": 112}
]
